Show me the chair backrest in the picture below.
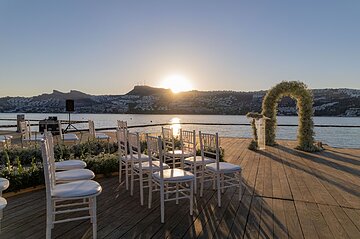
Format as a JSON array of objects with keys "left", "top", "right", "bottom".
[
  {"left": 161, "top": 127, "right": 175, "bottom": 152},
  {"left": 117, "top": 120, "right": 127, "bottom": 130},
  {"left": 44, "top": 132, "right": 56, "bottom": 171},
  {"left": 199, "top": 131, "right": 220, "bottom": 170},
  {"left": 128, "top": 131, "right": 144, "bottom": 168},
  {"left": 19, "top": 120, "right": 31, "bottom": 140},
  {"left": 117, "top": 127, "right": 128, "bottom": 160},
  {"left": 40, "top": 136, "right": 56, "bottom": 200},
  {"left": 88, "top": 120, "right": 96, "bottom": 138},
  {"left": 180, "top": 129, "right": 196, "bottom": 156},
  {"left": 58, "top": 121, "right": 64, "bottom": 139},
  {"left": 146, "top": 134, "right": 164, "bottom": 177}
]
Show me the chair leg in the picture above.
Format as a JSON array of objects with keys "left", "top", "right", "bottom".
[
  {"left": 148, "top": 176, "right": 153, "bottom": 209},
  {"left": 125, "top": 162, "right": 129, "bottom": 190},
  {"left": 0, "top": 210, "right": 2, "bottom": 233},
  {"left": 238, "top": 171, "right": 242, "bottom": 201},
  {"left": 52, "top": 201, "right": 56, "bottom": 227},
  {"left": 193, "top": 164, "right": 197, "bottom": 194},
  {"left": 119, "top": 160, "right": 122, "bottom": 183},
  {"left": 221, "top": 174, "right": 225, "bottom": 194},
  {"left": 165, "top": 184, "right": 169, "bottom": 200},
  {"left": 160, "top": 183, "right": 165, "bottom": 223},
  {"left": 200, "top": 168, "right": 204, "bottom": 197},
  {"left": 130, "top": 168, "right": 134, "bottom": 196},
  {"left": 190, "top": 181, "right": 194, "bottom": 216},
  {"left": 140, "top": 171, "right": 144, "bottom": 206},
  {"left": 217, "top": 174, "right": 221, "bottom": 207},
  {"left": 92, "top": 197, "right": 97, "bottom": 239},
  {"left": 176, "top": 183, "right": 179, "bottom": 205},
  {"left": 46, "top": 201, "right": 53, "bottom": 239}
]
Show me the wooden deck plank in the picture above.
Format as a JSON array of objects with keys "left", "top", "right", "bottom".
[
  {"left": 294, "top": 201, "right": 319, "bottom": 239},
  {"left": 195, "top": 187, "right": 237, "bottom": 239},
  {"left": 329, "top": 206, "right": 360, "bottom": 239},
  {"left": 227, "top": 194, "right": 253, "bottom": 239},
  {"left": 283, "top": 200, "right": 303, "bottom": 239},
  {"left": 318, "top": 204, "right": 349, "bottom": 239},
  {"left": 272, "top": 199, "right": 288, "bottom": 239},
  {"left": 257, "top": 197, "right": 274, "bottom": 239},
  {"left": 243, "top": 196, "right": 262, "bottom": 239},
  {"left": 305, "top": 203, "right": 334, "bottom": 239},
  {"left": 1, "top": 138, "right": 360, "bottom": 239},
  {"left": 342, "top": 208, "right": 360, "bottom": 231}
]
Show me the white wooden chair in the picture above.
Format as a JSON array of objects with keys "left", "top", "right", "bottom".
[
  {"left": 58, "top": 121, "right": 79, "bottom": 143},
  {"left": 0, "top": 135, "right": 13, "bottom": 149},
  {"left": 147, "top": 135, "right": 194, "bottom": 223},
  {"left": 88, "top": 120, "right": 111, "bottom": 141},
  {"left": 48, "top": 125, "right": 86, "bottom": 171},
  {"left": 128, "top": 132, "right": 169, "bottom": 206},
  {"left": 40, "top": 138, "right": 102, "bottom": 239},
  {"left": 182, "top": 129, "right": 215, "bottom": 194},
  {"left": 117, "top": 120, "right": 127, "bottom": 129},
  {"left": 161, "top": 127, "right": 192, "bottom": 168},
  {"left": 44, "top": 132, "right": 95, "bottom": 183},
  {"left": 0, "top": 178, "right": 9, "bottom": 233},
  {"left": 20, "top": 120, "right": 44, "bottom": 146},
  {"left": 117, "top": 124, "right": 130, "bottom": 188},
  {"left": 199, "top": 132, "right": 242, "bottom": 207}
]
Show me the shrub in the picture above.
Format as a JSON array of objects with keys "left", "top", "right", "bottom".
[
  {"left": 0, "top": 158, "right": 44, "bottom": 192},
  {"left": 83, "top": 153, "right": 119, "bottom": 177},
  {"left": 0, "top": 147, "right": 41, "bottom": 166},
  {"left": 246, "top": 112, "right": 264, "bottom": 150}
]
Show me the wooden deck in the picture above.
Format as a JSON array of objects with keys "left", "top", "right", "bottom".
[{"left": 2, "top": 138, "right": 360, "bottom": 238}]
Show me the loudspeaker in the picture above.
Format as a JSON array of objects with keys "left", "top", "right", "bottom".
[{"left": 66, "top": 99, "right": 74, "bottom": 112}]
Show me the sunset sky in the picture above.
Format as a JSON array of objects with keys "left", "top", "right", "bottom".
[{"left": 1, "top": 1, "right": 359, "bottom": 96}]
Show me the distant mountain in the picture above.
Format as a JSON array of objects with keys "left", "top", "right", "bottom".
[
  {"left": 127, "top": 85, "right": 172, "bottom": 96},
  {"left": 0, "top": 86, "right": 359, "bottom": 116}
]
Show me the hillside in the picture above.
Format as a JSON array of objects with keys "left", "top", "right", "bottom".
[{"left": 0, "top": 86, "right": 359, "bottom": 116}]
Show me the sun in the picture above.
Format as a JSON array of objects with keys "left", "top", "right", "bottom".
[{"left": 161, "top": 74, "right": 193, "bottom": 93}]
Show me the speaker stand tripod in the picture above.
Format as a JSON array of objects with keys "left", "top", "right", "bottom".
[{"left": 64, "top": 112, "right": 78, "bottom": 133}]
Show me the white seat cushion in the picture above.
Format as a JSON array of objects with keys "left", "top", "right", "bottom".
[
  {"left": 56, "top": 169, "right": 95, "bottom": 182},
  {"left": 0, "top": 135, "right": 12, "bottom": 143},
  {"left": 55, "top": 160, "right": 87, "bottom": 170},
  {"left": 52, "top": 180, "right": 102, "bottom": 198},
  {"left": 153, "top": 168, "right": 195, "bottom": 182},
  {"left": 0, "top": 178, "right": 10, "bottom": 191},
  {"left": 0, "top": 197, "right": 7, "bottom": 210},
  {"left": 134, "top": 161, "right": 170, "bottom": 171},
  {"left": 121, "top": 154, "right": 149, "bottom": 162},
  {"left": 120, "top": 154, "right": 131, "bottom": 162},
  {"left": 95, "top": 133, "right": 110, "bottom": 140},
  {"left": 132, "top": 153, "right": 149, "bottom": 161},
  {"left": 23, "top": 135, "right": 45, "bottom": 142},
  {"left": 165, "top": 150, "right": 193, "bottom": 157},
  {"left": 206, "top": 162, "right": 242, "bottom": 173},
  {"left": 63, "top": 133, "right": 79, "bottom": 141},
  {"left": 184, "top": 156, "right": 216, "bottom": 165}
]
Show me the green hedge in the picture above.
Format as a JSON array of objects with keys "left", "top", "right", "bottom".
[
  {"left": 0, "top": 140, "right": 119, "bottom": 167},
  {"left": 84, "top": 154, "right": 119, "bottom": 177},
  {"left": 0, "top": 153, "right": 120, "bottom": 193}
]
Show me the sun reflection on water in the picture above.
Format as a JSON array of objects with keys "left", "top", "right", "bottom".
[{"left": 170, "top": 117, "right": 181, "bottom": 137}]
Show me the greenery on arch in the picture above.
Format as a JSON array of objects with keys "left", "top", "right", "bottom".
[{"left": 261, "top": 81, "right": 320, "bottom": 152}]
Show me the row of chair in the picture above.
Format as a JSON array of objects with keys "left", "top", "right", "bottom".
[
  {"left": 40, "top": 132, "right": 102, "bottom": 239},
  {"left": 19, "top": 119, "right": 110, "bottom": 146},
  {"left": 116, "top": 121, "right": 242, "bottom": 223},
  {"left": 36, "top": 120, "right": 242, "bottom": 236}
]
